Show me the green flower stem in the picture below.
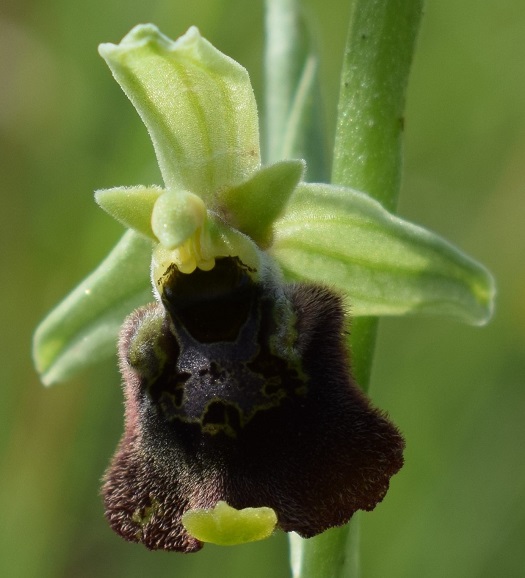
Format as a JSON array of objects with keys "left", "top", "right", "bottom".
[
  {"left": 292, "top": 1, "right": 424, "bottom": 577},
  {"left": 332, "top": 0, "right": 424, "bottom": 211},
  {"left": 290, "top": 516, "right": 360, "bottom": 578}
]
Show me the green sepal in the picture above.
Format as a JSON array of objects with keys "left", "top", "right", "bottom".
[
  {"left": 99, "top": 25, "right": 261, "bottom": 200},
  {"left": 217, "top": 159, "right": 305, "bottom": 248},
  {"left": 272, "top": 183, "right": 495, "bottom": 325},
  {"left": 95, "top": 186, "right": 164, "bottom": 240},
  {"left": 182, "top": 501, "right": 277, "bottom": 546},
  {"left": 33, "top": 231, "right": 153, "bottom": 385}
]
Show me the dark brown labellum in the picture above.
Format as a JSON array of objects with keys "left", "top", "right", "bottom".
[{"left": 102, "top": 257, "right": 404, "bottom": 552}]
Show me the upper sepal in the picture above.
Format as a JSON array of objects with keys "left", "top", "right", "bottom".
[{"left": 99, "top": 25, "right": 261, "bottom": 199}]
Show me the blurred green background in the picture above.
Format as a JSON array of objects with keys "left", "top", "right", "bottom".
[{"left": 1, "top": 0, "right": 524, "bottom": 576}]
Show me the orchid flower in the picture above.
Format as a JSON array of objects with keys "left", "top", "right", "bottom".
[{"left": 32, "top": 25, "right": 494, "bottom": 553}]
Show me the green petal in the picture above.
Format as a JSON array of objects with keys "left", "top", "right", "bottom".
[
  {"left": 33, "top": 231, "right": 153, "bottom": 385},
  {"left": 272, "top": 183, "right": 495, "bottom": 325},
  {"left": 95, "top": 185, "right": 164, "bottom": 240},
  {"left": 217, "top": 159, "right": 304, "bottom": 248},
  {"left": 99, "top": 25, "right": 260, "bottom": 199}
]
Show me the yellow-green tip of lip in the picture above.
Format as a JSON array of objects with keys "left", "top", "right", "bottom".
[{"left": 182, "top": 501, "right": 278, "bottom": 546}]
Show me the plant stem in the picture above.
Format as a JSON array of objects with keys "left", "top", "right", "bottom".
[
  {"left": 333, "top": 0, "right": 423, "bottom": 382},
  {"left": 332, "top": 0, "right": 423, "bottom": 211},
  {"left": 291, "top": 1, "right": 423, "bottom": 577}
]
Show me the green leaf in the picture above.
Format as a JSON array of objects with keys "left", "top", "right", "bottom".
[
  {"left": 217, "top": 159, "right": 304, "bottom": 248},
  {"left": 99, "top": 25, "right": 261, "bottom": 200},
  {"left": 95, "top": 185, "right": 164, "bottom": 240},
  {"left": 272, "top": 183, "right": 495, "bottom": 325},
  {"left": 282, "top": 55, "right": 328, "bottom": 182},
  {"left": 33, "top": 231, "right": 153, "bottom": 385},
  {"left": 264, "top": 0, "right": 328, "bottom": 181}
]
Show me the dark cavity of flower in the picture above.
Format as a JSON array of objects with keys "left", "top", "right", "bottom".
[{"left": 102, "top": 256, "right": 404, "bottom": 552}]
